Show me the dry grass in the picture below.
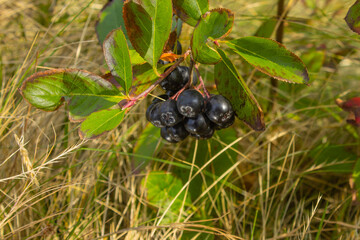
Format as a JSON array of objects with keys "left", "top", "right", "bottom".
[{"left": 1, "top": 0, "right": 360, "bottom": 239}]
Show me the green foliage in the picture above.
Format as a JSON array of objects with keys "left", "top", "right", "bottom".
[
  {"left": 172, "top": 0, "right": 209, "bottom": 26},
  {"left": 20, "top": 69, "right": 123, "bottom": 120},
  {"left": 309, "top": 144, "right": 358, "bottom": 173},
  {"left": 132, "top": 124, "right": 163, "bottom": 170},
  {"left": 215, "top": 48, "right": 265, "bottom": 131},
  {"left": 226, "top": 37, "right": 310, "bottom": 84},
  {"left": 95, "top": 0, "right": 126, "bottom": 45},
  {"left": 131, "top": 63, "right": 172, "bottom": 96},
  {"left": 191, "top": 8, "right": 234, "bottom": 64},
  {"left": 142, "top": 171, "right": 192, "bottom": 223},
  {"left": 123, "top": 0, "right": 173, "bottom": 69},
  {"left": 254, "top": 18, "right": 277, "bottom": 38},
  {"left": 103, "top": 29, "right": 133, "bottom": 94},
  {"left": 79, "top": 108, "right": 126, "bottom": 139},
  {"left": 20, "top": 0, "right": 310, "bottom": 139},
  {"left": 345, "top": 0, "right": 360, "bottom": 34}
]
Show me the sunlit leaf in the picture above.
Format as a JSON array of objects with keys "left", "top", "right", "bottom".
[
  {"left": 226, "top": 37, "right": 310, "bottom": 84},
  {"left": 172, "top": 0, "right": 209, "bottom": 26},
  {"left": 103, "top": 28, "right": 133, "bottom": 94},
  {"left": 191, "top": 8, "right": 234, "bottom": 64},
  {"left": 20, "top": 69, "right": 124, "bottom": 121},
  {"left": 79, "top": 108, "right": 125, "bottom": 139},
  {"left": 123, "top": 0, "right": 173, "bottom": 68}
]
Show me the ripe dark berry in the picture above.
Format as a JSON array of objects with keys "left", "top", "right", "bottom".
[
  {"left": 160, "top": 127, "right": 178, "bottom": 143},
  {"left": 166, "top": 90, "right": 176, "bottom": 97},
  {"left": 146, "top": 95, "right": 168, "bottom": 123},
  {"left": 177, "top": 89, "right": 204, "bottom": 117},
  {"left": 184, "top": 113, "right": 213, "bottom": 135},
  {"left": 152, "top": 94, "right": 168, "bottom": 104},
  {"left": 213, "top": 114, "right": 235, "bottom": 130},
  {"left": 191, "top": 127, "right": 214, "bottom": 139},
  {"left": 147, "top": 103, "right": 165, "bottom": 128},
  {"left": 167, "top": 123, "right": 189, "bottom": 142},
  {"left": 159, "top": 99, "right": 183, "bottom": 126},
  {"left": 158, "top": 59, "right": 170, "bottom": 65},
  {"left": 205, "top": 95, "right": 234, "bottom": 126},
  {"left": 160, "top": 66, "right": 189, "bottom": 92}
]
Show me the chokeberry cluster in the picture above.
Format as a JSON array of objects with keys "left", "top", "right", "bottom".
[{"left": 146, "top": 66, "right": 235, "bottom": 143}]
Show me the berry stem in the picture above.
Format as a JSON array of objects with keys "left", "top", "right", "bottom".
[
  {"left": 122, "top": 50, "right": 191, "bottom": 110},
  {"left": 194, "top": 65, "right": 210, "bottom": 99}
]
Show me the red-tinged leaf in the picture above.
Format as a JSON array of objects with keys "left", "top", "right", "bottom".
[
  {"left": 79, "top": 108, "right": 126, "bottom": 139},
  {"left": 336, "top": 97, "right": 360, "bottom": 126},
  {"left": 123, "top": 0, "right": 173, "bottom": 68},
  {"left": 163, "top": 31, "right": 178, "bottom": 53},
  {"left": 214, "top": 48, "right": 265, "bottom": 131},
  {"left": 20, "top": 69, "right": 124, "bottom": 122},
  {"left": 191, "top": 8, "right": 234, "bottom": 64},
  {"left": 345, "top": 0, "right": 360, "bottom": 34},
  {"left": 172, "top": 0, "right": 209, "bottom": 26},
  {"left": 226, "top": 37, "right": 310, "bottom": 84}
]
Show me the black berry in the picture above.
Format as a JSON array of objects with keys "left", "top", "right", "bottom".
[
  {"left": 160, "top": 127, "right": 178, "bottom": 143},
  {"left": 205, "top": 95, "right": 234, "bottom": 126},
  {"left": 160, "top": 66, "right": 190, "bottom": 92},
  {"left": 184, "top": 113, "right": 213, "bottom": 135},
  {"left": 147, "top": 103, "right": 165, "bottom": 128},
  {"left": 177, "top": 89, "right": 204, "bottom": 117},
  {"left": 191, "top": 127, "right": 214, "bottom": 139},
  {"left": 213, "top": 114, "right": 235, "bottom": 130},
  {"left": 158, "top": 59, "right": 170, "bottom": 65},
  {"left": 159, "top": 99, "right": 184, "bottom": 126},
  {"left": 167, "top": 123, "right": 189, "bottom": 142},
  {"left": 152, "top": 94, "right": 168, "bottom": 104}
]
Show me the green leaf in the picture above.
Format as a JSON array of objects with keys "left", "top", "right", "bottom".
[
  {"left": 309, "top": 144, "right": 358, "bottom": 173},
  {"left": 254, "top": 18, "right": 277, "bottom": 38},
  {"left": 301, "top": 49, "right": 325, "bottom": 74},
  {"left": 214, "top": 48, "right": 265, "bottom": 131},
  {"left": 172, "top": 0, "right": 209, "bottom": 26},
  {"left": 20, "top": 69, "right": 124, "bottom": 121},
  {"left": 123, "top": 0, "right": 173, "bottom": 68},
  {"left": 130, "top": 63, "right": 172, "bottom": 96},
  {"left": 129, "top": 50, "right": 146, "bottom": 65},
  {"left": 95, "top": 0, "right": 126, "bottom": 45},
  {"left": 103, "top": 28, "right": 133, "bottom": 94},
  {"left": 226, "top": 37, "right": 310, "bottom": 84},
  {"left": 191, "top": 8, "right": 234, "bottom": 64},
  {"left": 133, "top": 124, "right": 163, "bottom": 170},
  {"left": 345, "top": 0, "right": 360, "bottom": 34},
  {"left": 79, "top": 108, "right": 125, "bottom": 139},
  {"left": 142, "top": 171, "right": 192, "bottom": 223}
]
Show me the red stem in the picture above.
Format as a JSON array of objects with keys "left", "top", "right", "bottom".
[
  {"left": 122, "top": 50, "right": 191, "bottom": 110},
  {"left": 194, "top": 65, "right": 210, "bottom": 99}
]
